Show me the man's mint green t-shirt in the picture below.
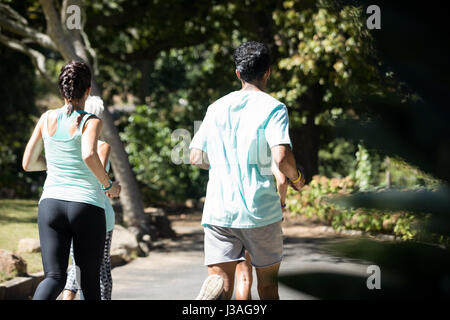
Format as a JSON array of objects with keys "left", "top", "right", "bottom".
[{"left": 189, "top": 90, "right": 292, "bottom": 229}]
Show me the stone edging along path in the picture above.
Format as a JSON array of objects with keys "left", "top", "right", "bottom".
[
  {"left": 0, "top": 254, "right": 130, "bottom": 300},
  {"left": 0, "top": 272, "right": 44, "bottom": 300},
  {"left": 0, "top": 223, "right": 141, "bottom": 300}
]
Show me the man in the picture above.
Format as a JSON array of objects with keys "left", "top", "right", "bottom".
[{"left": 190, "top": 41, "right": 304, "bottom": 300}]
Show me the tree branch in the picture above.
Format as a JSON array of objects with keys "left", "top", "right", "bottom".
[
  {"left": 0, "top": 11, "right": 57, "bottom": 51},
  {"left": 39, "top": 0, "right": 79, "bottom": 61},
  {"left": 80, "top": 28, "right": 98, "bottom": 75},
  {"left": 85, "top": 1, "right": 155, "bottom": 28},
  {"left": 0, "top": 33, "right": 56, "bottom": 89},
  {"left": 78, "top": 1, "right": 94, "bottom": 63},
  {"left": 60, "top": 0, "right": 69, "bottom": 24},
  {"left": 59, "top": 0, "right": 98, "bottom": 75},
  {"left": 0, "top": 3, "right": 28, "bottom": 25},
  {"left": 101, "top": 30, "right": 212, "bottom": 63}
]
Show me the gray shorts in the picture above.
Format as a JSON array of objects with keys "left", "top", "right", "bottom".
[{"left": 203, "top": 220, "right": 283, "bottom": 268}]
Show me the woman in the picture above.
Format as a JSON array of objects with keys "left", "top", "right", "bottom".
[
  {"left": 22, "top": 61, "right": 121, "bottom": 300},
  {"left": 62, "top": 96, "right": 115, "bottom": 300}
]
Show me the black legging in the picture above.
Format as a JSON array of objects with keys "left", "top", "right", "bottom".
[{"left": 33, "top": 198, "right": 106, "bottom": 300}]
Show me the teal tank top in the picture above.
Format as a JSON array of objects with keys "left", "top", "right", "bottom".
[{"left": 39, "top": 107, "right": 105, "bottom": 210}]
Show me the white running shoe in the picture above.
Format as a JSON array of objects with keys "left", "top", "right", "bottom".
[{"left": 195, "top": 274, "right": 224, "bottom": 300}]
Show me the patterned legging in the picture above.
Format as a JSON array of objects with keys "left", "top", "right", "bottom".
[{"left": 65, "top": 230, "right": 113, "bottom": 300}]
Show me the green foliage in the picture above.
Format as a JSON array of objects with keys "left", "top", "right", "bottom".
[
  {"left": 286, "top": 175, "right": 416, "bottom": 239},
  {"left": 351, "top": 144, "right": 382, "bottom": 191},
  {"left": 272, "top": 1, "right": 382, "bottom": 122},
  {"left": 3, "top": 0, "right": 400, "bottom": 198},
  {"left": 280, "top": 0, "right": 450, "bottom": 299},
  {"left": 287, "top": 175, "right": 355, "bottom": 218},
  {"left": 318, "top": 137, "right": 356, "bottom": 178},
  {"left": 267, "top": 0, "right": 404, "bottom": 181},
  {"left": 84, "top": 0, "right": 230, "bottom": 104},
  {"left": 121, "top": 105, "right": 208, "bottom": 202},
  {"left": 0, "top": 47, "right": 43, "bottom": 198},
  {"left": 380, "top": 157, "right": 440, "bottom": 189}
]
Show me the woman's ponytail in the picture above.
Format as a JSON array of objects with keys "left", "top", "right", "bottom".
[
  {"left": 58, "top": 61, "right": 92, "bottom": 117},
  {"left": 66, "top": 101, "right": 74, "bottom": 115}
]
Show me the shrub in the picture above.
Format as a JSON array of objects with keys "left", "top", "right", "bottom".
[
  {"left": 286, "top": 175, "right": 417, "bottom": 239},
  {"left": 121, "top": 105, "right": 208, "bottom": 202}
]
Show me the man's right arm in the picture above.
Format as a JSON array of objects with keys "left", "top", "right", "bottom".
[
  {"left": 271, "top": 144, "right": 305, "bottom": 190},
  {"left": 264, "top": 104, "right": 304, "bottom": 190}
]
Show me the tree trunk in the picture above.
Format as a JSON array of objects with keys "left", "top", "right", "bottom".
[
  {"left": 290, "top": 84, "right": 323, "bottom": 183},
  {"left": 40, "top": 0, "right": 147, "bottom": 231},
  {"left": 291, "top": 123, "right": 319, "bottom": 183},
  {"left": 97, "top": 94, "right": 147, "bottom": 229}
]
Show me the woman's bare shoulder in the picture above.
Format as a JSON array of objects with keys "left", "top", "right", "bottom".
[{"left": 82, "top": 114, "right": 102, "bottom": 133}]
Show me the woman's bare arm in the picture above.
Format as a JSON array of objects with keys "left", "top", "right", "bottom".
[
  {"left": 22, "top": 114, "right": 47, "bottom": 172},
  {"left": 81, "top": 117, "right": 120, "bottom": 197},
  {"left": 98, "top": 142, "right": 111, "bottom": 169},
  {"left": 97, "top": 141, "right": 116, "bottom": 199}
]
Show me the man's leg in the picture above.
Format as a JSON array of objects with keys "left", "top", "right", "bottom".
[
  {"left": 235, "top": 251, "right": 253, "bottom": 300},
  {"left": 255, "top": 262, "right": 281, "bottom": 300},
  {"left": 207, "top": 261, "right": 238, "bottom": 300},
  {"left": 62, "top": 240, "right": 78, "bottom": 300},
  {"left": 237, "top": 221, "right": 283, "bottom": 300},
  {"left": 201, "top": 224, "right": 246, "bottom": 300}
]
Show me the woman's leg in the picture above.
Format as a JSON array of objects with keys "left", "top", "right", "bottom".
[
  {"left": 235, "top": 251, "right": 253, "bottom": 300},
  {"left": 69, "top": 202, "right": 106, "bottom": 300},
  {"left": 62, "top": 240, "right": 78, "bottom": 300},
  {"left": 33, "top": 199, "right": 72, "bottom": 300},
  {"left": 100, "top": 230, "right": 113, "bottom": 300}
]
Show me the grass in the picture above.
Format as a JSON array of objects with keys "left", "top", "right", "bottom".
[{"left": 0, "top": 199, "right": 42, "bottom": 283}]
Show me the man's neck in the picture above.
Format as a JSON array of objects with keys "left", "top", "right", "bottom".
[{"left": 240, "top": 81, "right": 265, "bottom": 92}]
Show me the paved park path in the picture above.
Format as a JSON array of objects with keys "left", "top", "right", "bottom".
[{"left": 111, "top": 213, "right": 371, "bottom": 300}]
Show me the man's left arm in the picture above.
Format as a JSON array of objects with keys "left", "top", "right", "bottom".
[
  {"left": 189, "top": 107, "right": 212, "bottom": 170},
  {"left": 190, "top": 148, "right": 210, "bottom": 170}
]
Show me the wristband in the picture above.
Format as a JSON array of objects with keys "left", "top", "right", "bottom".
[
  {"left": 291, "top": 170, "right": 302, "bottom": 184},
  {"left": 281, "top": 204, "right": 287, "bottom": 209},
  {"left": 101, "top": 179, "right": 113, "bottom": 191}
]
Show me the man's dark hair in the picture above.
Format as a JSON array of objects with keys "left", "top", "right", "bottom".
[{"left": 233, "top": 41, "right": 270, "bottom": 83}]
